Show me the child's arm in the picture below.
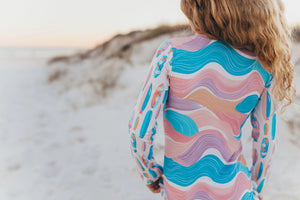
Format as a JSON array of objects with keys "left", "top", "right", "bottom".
[
  {"left": 250, "top": 77, "right": 279, "bottom": 198},
  {"left": 128, "top": 39, "right": 174, "bottom": 185}
]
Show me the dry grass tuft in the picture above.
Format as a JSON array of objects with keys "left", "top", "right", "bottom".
[
  {"left": 140, "top": 24, "right": 191, "bottom": 42},
  {"left": 47, "top": 56, "right": 70, "bottom": 65},
  {"left": 292, "top": 25, "right": 300, "bottom": 43},
  {"left": 48, "top": 69, "right": 67, "bottom": 82}
]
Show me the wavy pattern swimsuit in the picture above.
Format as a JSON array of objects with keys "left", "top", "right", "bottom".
[{"left": 128, "top": 33, "right": 278, "bottom": 200}]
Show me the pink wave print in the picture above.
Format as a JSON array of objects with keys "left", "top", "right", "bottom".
[
  {"left": 184, "top": 88, "right": 242, "bottom": 115},
  {"left": 169, "top": 33, "right": 212, "bottom": 52},
  {"left": 169, "top": 35, "right": 195, "bottom": 48},
  {"left": 154, "top": 104, "right": 162, "bottom": 118},
  {"left": 164, "top": 122, "right": 237, "bottom": 159},
  {"left": 236, "top": 48, "right": 256, "bottom": 57},
  {"left": 170, "top": 68, "right": 264, "bottom": 100},
  {"left": 163, "top": 172, "right": 252, "bottom": 200},
  {"left": 261, "top": 89, "right": 267, "bottom": 120},
  {"left": 137, "top": 83, "right": 151, "bottom": 113},
  {"left": 173, "top": 133, "right": 242, "bottom": 166},
  {"left": 163, "top": 117, "right": 206, "bottom": 158},
  {"left": 163, "top": 117, "right": 202, "bottom": 143},
  {"left": 164, "top": 134, "right": 199, "bottom": 158},
  {"left": 163, "top": 109, "right": 237, "bottom": 144},
  {"left": 215, "top": 110, "right": 247, "bottom": 138},
  {"left": 186, "top": 107, "right": 244, "bottom": 140},
  {"left": 252, "top": 162, "right": 260, "bottom": 182},
  {"left": 185, "top": 88, "right": 251, "bottom": 136}
]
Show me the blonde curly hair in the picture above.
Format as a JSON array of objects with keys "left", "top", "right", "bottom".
[{"left": 180, "top": 0, "right": 296, "bottom": 114}]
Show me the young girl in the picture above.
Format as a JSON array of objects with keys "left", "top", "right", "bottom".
[{"left": 128, "top": 0, "right": 296, "bottom": 199}]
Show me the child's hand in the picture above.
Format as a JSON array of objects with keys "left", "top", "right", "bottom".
[{"left": 146, "top": 177, "right": 163, "bottom": 193}]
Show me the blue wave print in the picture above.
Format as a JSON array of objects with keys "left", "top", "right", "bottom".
[
  {"left": 266, "top": 90, "right": 271, "bottom": 118},
  {"left": 153, "top": 55, "right": 167, "bottom": 78},
  {"left": 257, "top": 178, "right": 265, "bottom": 193},
  {"left": 163, "top": 110, "right": 199, "bottom": 136},
  {"left": 148, "top": 168, "right": 157, "bottom": 178},
  {"left": 139, "top": 110, "right": 153, "bottom": 138},
  {"left": 141, "top": 84, "right": 152, "bottom": 112},
  {"left": 235, "top": 94, "right": 259, "bottom": 113},
  {"left": 164, "top": 154, "right": 250, "bottom": 186},
  {"left": 272, "top": 114, "right": 277, "bottom": 140},
  {"left": 241, "top": 191, "right": 254, "bottom": 200},
  {"left": 147, "top": 145, "right": 153, "bottom": 160},
  {"left": 257, "top": 162, "right": 263, "bottom": 180},
  {"left": 172, "top": 41, "right": 271, "bottom": 85}
]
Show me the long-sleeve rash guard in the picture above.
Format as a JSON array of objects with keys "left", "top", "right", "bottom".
[{"left": 128, "top": 33, "right": 278, "bottom": 200}]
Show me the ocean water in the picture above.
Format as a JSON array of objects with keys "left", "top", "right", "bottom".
[{"left": 0, "top": 46, "right": 87, "bottom": 68}]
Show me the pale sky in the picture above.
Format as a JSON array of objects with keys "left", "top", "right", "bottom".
[{"left": 0, "top": 0, "right": 299, "bottom": 48}]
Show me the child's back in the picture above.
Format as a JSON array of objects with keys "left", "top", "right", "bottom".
[
  {"left": 128, "top": 32, "right": 277, "bottom": 200},
  {"left": 160, "top": 33, "right": 276, "bottom": 200}
]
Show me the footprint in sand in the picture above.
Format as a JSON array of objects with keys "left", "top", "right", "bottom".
[
  {"left": 81, "top": 166, "right": 97, "bottom": 176},
  {"left": 43, "top": 160, "right": 60, "bottom": 178},
  {"left": 69, "top": 126, "right": 83, "bottom": 132},
  {"left": 7, "top": 163, "right": 22, "bottom": 171}
]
